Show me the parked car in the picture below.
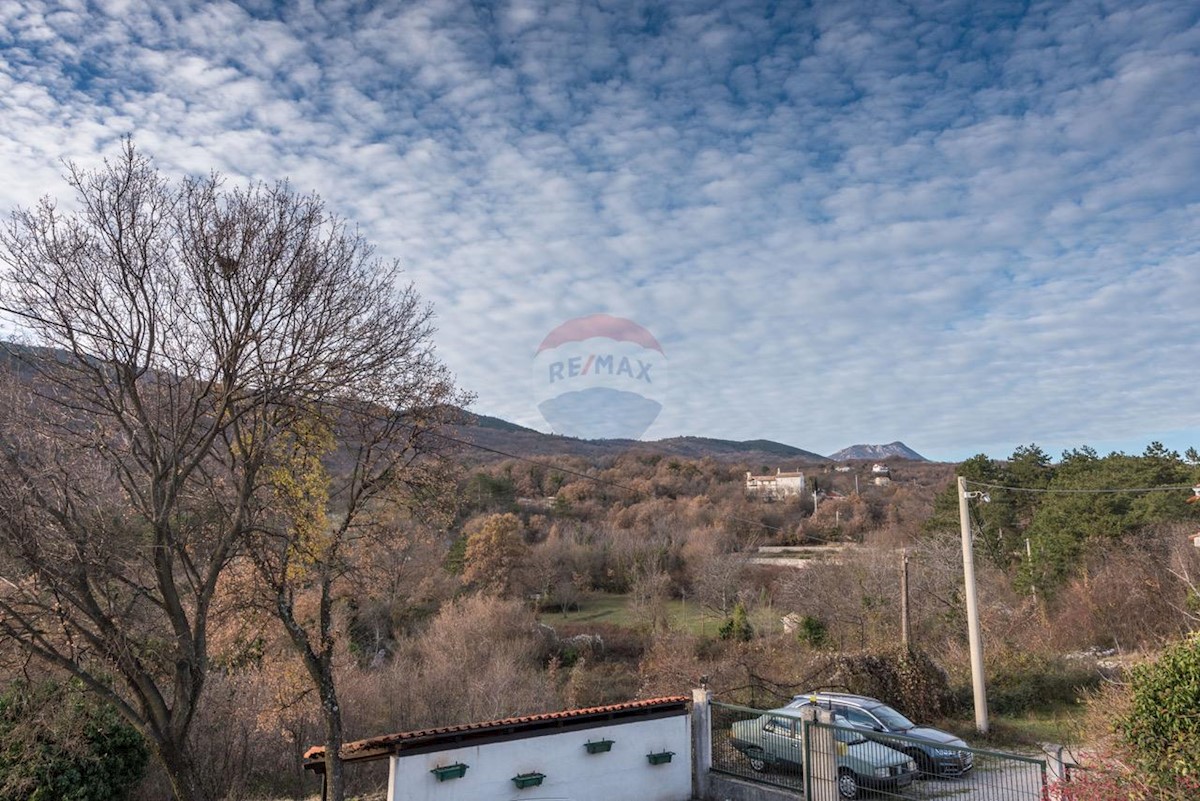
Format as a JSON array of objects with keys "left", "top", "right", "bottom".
[
  {"left": 729, "top": 706, "right": 917, "bottom": 799},
  {"left": 787, "top": 692, "right": 973, "bottom": 777}
]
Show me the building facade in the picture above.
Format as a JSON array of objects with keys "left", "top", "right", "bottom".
[{"left": 745, "top": 468, "right": 806, "bottom": 499}]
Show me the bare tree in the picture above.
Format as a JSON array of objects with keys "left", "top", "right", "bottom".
[{"left": 0, "top": 141, "right": 465, "bottom": 801}]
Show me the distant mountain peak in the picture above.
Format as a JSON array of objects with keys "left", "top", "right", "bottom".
[{"left": 828, "top": 442, "right": 927, "bottom": 462}]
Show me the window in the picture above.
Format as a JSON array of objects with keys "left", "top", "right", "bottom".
[
  {"left": 843, "top": 707, "right": 879, "bottom": 730},
  {"left": 764, "top": 717, "right": 797, "bottom": 737}
]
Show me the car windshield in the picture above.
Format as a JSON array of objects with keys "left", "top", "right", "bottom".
[{"left": 872, "top": 705, "right": 915, "bottom": 731}]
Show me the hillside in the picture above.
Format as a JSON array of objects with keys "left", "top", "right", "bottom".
[
  {"left": 447, "top": 415, "right": 829, "bottom": 464},
  {"left": 828, "top": 441, "right": 928, "bottom": 462}
]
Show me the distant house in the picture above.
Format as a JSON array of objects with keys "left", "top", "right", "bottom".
[
  {"left": 834, "top": 465, "right": 853, "bottom": 473},
  {"left": 873, "top": 475, "right": 892, "bottom": 487},
  {"left": 871, "top": 463, "right": 890, "bottom": 475},
  {"left": 745, "top": 468, "right": 806, "bottom": 499}
]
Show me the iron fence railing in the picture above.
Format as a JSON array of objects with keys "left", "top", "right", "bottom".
[
  {"left": 712, "top": 701, "right": 806, "bottom": 793},
  {"left": 711, "top": 700, "right": 1049, "bottom": 801}
]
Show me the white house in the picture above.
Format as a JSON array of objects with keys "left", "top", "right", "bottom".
[
  {"left": 304, "top": 697, "right": 693, "bottom": 801},
  {"left": 745, "top": 468, "right": 806, "bottom": 499}
]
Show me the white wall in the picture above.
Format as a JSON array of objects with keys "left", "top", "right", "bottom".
[{"left": 388, "top": 714, "right": 692, "bottom": 801}]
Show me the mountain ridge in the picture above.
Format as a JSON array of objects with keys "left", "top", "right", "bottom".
[
  {"left": 827, "top": 441, "right": 927, "bottom": 462},
  {"left": 448, "top": 420, "right": 831, "bottom": 464}
]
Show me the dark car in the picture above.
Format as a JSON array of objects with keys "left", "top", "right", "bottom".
[{"left": 787, "top": 692, "right": 973, "bottom": 777}]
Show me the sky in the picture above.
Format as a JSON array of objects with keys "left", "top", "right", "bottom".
[{"left": 1, "top": 0, "right": 1198, "bottom": 462}]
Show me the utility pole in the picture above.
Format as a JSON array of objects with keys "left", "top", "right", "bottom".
[
  {"left": 1026, "top": 538, "right": 1037, "bottom": 605},
  {"left": 900, "top": 548, "right": 910, "bottom": 650},
  {"left": 957, "top": 476, "right": 989, "bottom": 735}
]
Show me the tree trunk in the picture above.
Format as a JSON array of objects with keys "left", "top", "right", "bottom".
[
  {"left": 155, "top": 739, "right": 205, "bottom": 801},
  {"left": 322, "top": 689, "right": 346, "bottom": 801}
]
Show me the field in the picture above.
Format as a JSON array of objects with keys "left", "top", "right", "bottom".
[{"left": 537, "top": 592, "right": 783, "bottom": 637}]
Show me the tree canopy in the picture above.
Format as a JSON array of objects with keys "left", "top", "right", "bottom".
[
  {"left": 925, "top": 443, "right": 1200, "bottom": 593},
  {"left": 0, "top": 141, "right": 465, "bottom": 801}
]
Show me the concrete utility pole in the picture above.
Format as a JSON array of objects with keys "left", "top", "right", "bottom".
[
  {"left": 900, "top": 548, "right": 910, "bottom": 650},
  {"left": 1026, "top": 538, "right": 1037, "bottom": 605},
  {"left": 957, "top": 476, "right": 989, "bottom": 735}
]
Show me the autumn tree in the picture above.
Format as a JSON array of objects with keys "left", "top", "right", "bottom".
[
  {"left": 462, "top": 513, "right": 529, "bottom": 596},
  {"left": 0, "top": 141, "right": 464, "bottom": 801}
]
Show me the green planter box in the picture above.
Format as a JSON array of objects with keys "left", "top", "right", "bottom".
[
  {"left": 512, "top": 772, "right": 546, "bottom": 789},
  {"left": 646, "top": 751, "right": 674, "bottom": 765},
  {"left": 584, "top": 739, "right": 614, "bottom": 754},
  {"left": 430, "top": 763, "right": 468, "bottom": 782}
]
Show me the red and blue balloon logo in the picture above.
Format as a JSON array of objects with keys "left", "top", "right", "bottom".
[{"left": 532, "top": 314, "right": 667, "bottom": 440}]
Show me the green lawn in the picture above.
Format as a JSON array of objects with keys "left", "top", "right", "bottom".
[
  {"left": 539, "top": 593, "right": 780, "bottom": 637},
  {"left": 941, "top": 705, "right": 1087, "bottom": 748}
]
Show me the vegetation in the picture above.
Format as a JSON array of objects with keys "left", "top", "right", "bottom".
[
  {"left": 0, "top": 680, "right": 148, "bottom": 801},
  {"left": 0, "top": 142, "right": 464, "bottom": 801},
  {"left": 926, "top": 443, "right": 1200, "bottom": 603},
  {"left": 2, "top": 147, "right": 1199, "bottom": 801},
  {"left": 1117, "top": 633, "right": 1200, "bottom": 783},
  {"left": 718, "top": 602, "right": 754, "bottom": 641}
]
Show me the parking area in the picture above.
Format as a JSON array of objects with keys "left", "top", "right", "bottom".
[{"left": 710, "top": 701, "right": 1046, "bottom": 801}]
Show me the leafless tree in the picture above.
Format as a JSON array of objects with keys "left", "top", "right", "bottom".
[{"left": 0, "top": 141, "right": 466, "bottom": 801}]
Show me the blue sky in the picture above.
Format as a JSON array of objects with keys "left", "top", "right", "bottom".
[{"left": 1, "top": 0, "right": 1198, "bottom": 461}]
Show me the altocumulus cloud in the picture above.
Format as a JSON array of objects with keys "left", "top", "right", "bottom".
[{"left": 1, "top": 0, "right": 1199, "bottom": 460}]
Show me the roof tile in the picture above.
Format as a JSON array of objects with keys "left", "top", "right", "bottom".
[{"left": 304, "top": 696, "right": 690, "bottom": 762}]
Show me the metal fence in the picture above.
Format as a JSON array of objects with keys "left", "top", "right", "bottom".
[{"left": 711, "top": 701, "right": 1048, "bottom": 801}]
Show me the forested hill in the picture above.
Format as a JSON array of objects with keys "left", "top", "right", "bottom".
[
  {"left": 448, "top": 413, "right": 829, "bottom": 464},
  {"left": 0, "top": 345, "right": 830, "bottom": 465}
]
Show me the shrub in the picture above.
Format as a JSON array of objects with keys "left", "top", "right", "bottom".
[
  {"left": 1047, "top": 745, "right": 1200, "bottom": 801},
  {"left": 719, "top": 602, "right": 754, "bottom": 641},
  {"left": 795, "top": 615, "right": 829, "bottom": 648},
  {"left": 978, "top": 650, "right": 1102, "bottom": 715},
  {"left": 825, "top": 648, "right": 952, "bottom": 720},
  {"left": 0, "top": 679, "right": 148, "bottom": 801},
  {"left": 1116, "top": 633, "right": 1200, "bottom": 784}
]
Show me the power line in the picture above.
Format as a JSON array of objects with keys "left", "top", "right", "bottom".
[{"left": 964, "top": 479, "right": 1197, "bottom": 495}]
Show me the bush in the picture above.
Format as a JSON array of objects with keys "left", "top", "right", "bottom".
[
  {"left": 979, "top": 651, "right": 1102, "bottom": 715},
  {"left": 0, "top": 679, "right": 148, "bottom": 801},
  {"left": 825, "top": 648, "right": 952, "bottom": 720},
  {"left": 718, "top": 602, "right": 754, "bottom": 641},
  {"left": 795, "top": 615, "right": 829, "bottom": 648},
  {"left": 1048, "top": 745, "right": 1200, "bottom": 800},
  {"left": 1116, "top": 633, "right": 1200, "bottom": 783}
]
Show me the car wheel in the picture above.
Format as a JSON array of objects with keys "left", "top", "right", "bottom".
[
  {"left": 745, "top": 750, "right": 767, "bottom": 772},
  {"left": 837, "top": 768, "right": 860, "bottom": 799}
]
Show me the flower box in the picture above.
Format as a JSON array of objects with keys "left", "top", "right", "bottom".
[
  {"left": 584, "top": 739, "right": 614, "bottom": 754},
  {"left": 430, "top": 763, "right": 468, "bottom": 781},
  {"left": 646, "top": 751, "right": 674, "bottom": 765},
  {"left": 512, "top": 772, "right": 546, "bottom": 789}
]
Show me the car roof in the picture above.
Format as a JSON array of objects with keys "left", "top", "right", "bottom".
[
  {"left": 764, "top": 706, "right": 805, "bottom": 718},
  {"left": 789, "top": 692, "right": 886, "bottom": 710}
]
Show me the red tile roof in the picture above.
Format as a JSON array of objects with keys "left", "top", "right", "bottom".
[{"left": 303, "top": 696, "right": 690, "bottom": 769}]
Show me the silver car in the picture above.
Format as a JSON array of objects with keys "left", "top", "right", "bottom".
[
  {"left": 729, "top": 706, "right": 917, "bottom": 799},
  {"left": 788, "top": 692, "right": 974, "bottom": 777}
]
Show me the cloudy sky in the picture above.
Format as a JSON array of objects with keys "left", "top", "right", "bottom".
[{"left": 2, "top": 0, "right": 1198, "bottom": 461}]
